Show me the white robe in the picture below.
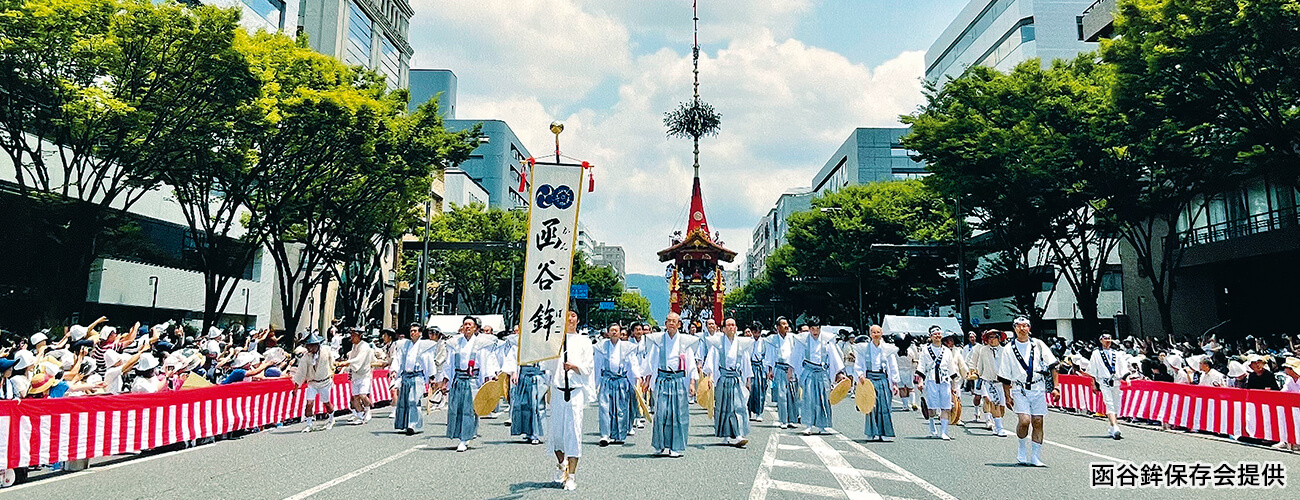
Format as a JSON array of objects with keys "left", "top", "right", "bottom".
[{"left": 544, "top": 333, "right": 595, "bottom": 457}]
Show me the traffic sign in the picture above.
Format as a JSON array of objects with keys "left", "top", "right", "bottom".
[
  {"left": 570, "top": 284, "right": 589, "bottom": 299},
  {"left": 599, "top": 301, "right": 616, "bottom": 310}
]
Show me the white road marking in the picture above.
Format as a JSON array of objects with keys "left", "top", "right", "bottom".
[
  {"left": 778, "top": 443, "right": 809, "bottom": 451},
  {"left": 772, "top": 459, "right": 910, "bottom": 483},
  {"left": 802, "top": 435, "right": 883, "bottom": 500},
  {"left": 768, "top": 479, "right": 845, "bottom": 497},
  {"left": 748, "top": 433, "right": 781, "bottom": 500},
  {"left": 1043, "top": 440, "right": 1132, "bottom": 463},
  {"left": 835, "top": 435, "right": 959, "bottom": 500},
  {"left": 4, "top": 441, "right": 207, "bottom": 492},
  {"left": 283, "top": 445, "right": 427, "bottom": 500},
  {"left": 772, "top": 458, "right": 821, "bottom": 470}
]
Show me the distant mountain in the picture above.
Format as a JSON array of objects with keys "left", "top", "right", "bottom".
[{"left": 626, "top": 273, "right": 669, "bottom": 322}]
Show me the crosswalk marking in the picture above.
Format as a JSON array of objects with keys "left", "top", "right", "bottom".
[
  {"left": 834, "top": 436, "right": 958, "bottom": 500},
  {"left": 768, "top": 479, "right": 846, "bottom": 498},
  {"left": 802, "top": 435, "right": 883, "bottom": 500}
]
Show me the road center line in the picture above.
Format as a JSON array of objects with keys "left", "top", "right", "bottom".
[
  {"left": 835, "top": 435, "right": 959, "bottom": 500},
  {"left": 747, "top": 433, "right": 780, "bottom": 500},
  {"left": 283, "top": 444, "right": 426, "bottom": 500},
  {"left": 802, "top": 435, "right": 883, "bottom": 500},
  {"left": 1043, "top": 440, "right": 1131, "bottom": 463}
]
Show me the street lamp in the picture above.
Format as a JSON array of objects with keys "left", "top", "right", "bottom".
[{"left": 148, "top": 276, "right": 159, "bottom": 324}]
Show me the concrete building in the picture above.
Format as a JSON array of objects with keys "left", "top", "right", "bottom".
[
  {"left": 925, "top": 0, "right": 1098, "bottom": 84},
  {"left": 591, "top": 243, "right": 626, "bottom": 282},
  {"left": 208, "top": 0, "right": 301, "bottom": 34},
  {"left": 441, "top": 168, "right": 490, "bottom": 211},
  {"left": 811, "top": 128, "right": 927, "bottom": 197},
  {"left": 298, "top": 0, "right": 414, "bottom": 89},
  {"left": 747, "top": 187, "right": 815, "bottom": 282},
  {"left": 408, "top": 69, "right": 457, "bottom": 118}
]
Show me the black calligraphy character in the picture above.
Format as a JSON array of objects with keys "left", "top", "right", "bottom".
[
  {"left": 535, "top": 218, "right": 564, "bottom": 251},
  {"left": 532, "top": 260, "right": 562, "bottom": 290},
  {"left": 530, "top": 300, "right": 558, "bottom": 340}
]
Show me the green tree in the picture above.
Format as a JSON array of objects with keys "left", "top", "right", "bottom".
[
  {"left": 904, "top": 56, "right": 1130, "bottom": 338},
  {"left": 419, "top": 204, "right": 527, "bottom": 322},
  {"left": 0, "top": 0, "right": 253, "bottom": 326},
  {"left": 570, "top": 250, "right": 622, "bottom": 301},
  {"left": 240, "top": 31, "right": 480, "bottom": 334},
  {"left": 616, "top": 292, "right": 652, "bottom": 323},
  {"left": 762, "top": 180, "right": 955, "bottom": 329},
  {"left": 1100, "top": 0, "right": 1300, "bottom": 337}
]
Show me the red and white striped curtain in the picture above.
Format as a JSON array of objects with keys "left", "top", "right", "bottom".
[
  {"left": 1052, "top": 374, "right": 1300, "bottom": 445},
  {"left": 2, "top": 371, "right": 392, "bottom": 469}
]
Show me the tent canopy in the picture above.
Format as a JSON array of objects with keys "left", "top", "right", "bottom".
[{"left": 880, "top": 315, "right": 962, "bottom": 337}]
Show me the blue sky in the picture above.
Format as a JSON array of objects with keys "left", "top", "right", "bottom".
[{"left": 407, "top": 0, "right": 971, "bottom": 276}]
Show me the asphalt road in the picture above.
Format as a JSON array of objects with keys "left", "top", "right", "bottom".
[{"left": 9, "top": 393, "right": 1300, "bottom": 499}]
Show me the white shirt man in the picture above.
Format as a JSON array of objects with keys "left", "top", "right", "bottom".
[
  {"left": 1086, "top": 334, "right": 1130, "bottom": 439},
  {"left": 917, "top": 328, "right": 960, "bottom": 440},
  {"left": 544, "top": 312, "right": 594, "bottom": 491},
  {"left": 996, "top": 318, "right": 1058, "bottom": 467}
]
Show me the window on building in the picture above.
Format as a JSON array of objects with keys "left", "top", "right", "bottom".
[
  {"left": 380, "top": 36, "right": 401, "bottom": 89},
  {"left": 1101, "top": 264, "right": 1123, "bottom": 292},
  {"left": 345, "top": 2, "right": 373, "bottom": 68},
  {"left": 241, "top": 0, "right": 285, "bottom": 29}
]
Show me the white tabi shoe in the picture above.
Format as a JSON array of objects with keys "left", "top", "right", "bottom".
[
  {"left": 735, "top": 437, "right": 749, "bottom": 447},
  {"left": 628, "top": 428, "right": 636, "bottom": 436},
  {"left": 823, "top": 427, "right": 835, "bottom": 435},
  {"left": 1017, "top": 438, "right": 1030, "bottom": 465},
  {"left": 881, "top": 436, "right": 895, "bottom": 442},
  {"left": 456, "top": 442, "right": 468, "bottom": 452},
  {"left": 564, "top": 475, "right": 577, "bottom": 491},
  {"left": 658, "top": 448, "right": 671, "bottom": 457},
  {"left": 553, "top": 464, "right": 567, "bottom": 483},
  {"left": 667, "top": 451, "right": 683, "bottom": 458},
  {"left": 996, "top": 429, "right": 1009, "bottom": 437},
  {"left": 323, "top": 418, "right": 335, "bottom": 431},
  {"left": 801, "top": 427, "right": 814, "bottom": 436},
  {"left": 940, "top": 433, "right": 951, "bottom": 441}
]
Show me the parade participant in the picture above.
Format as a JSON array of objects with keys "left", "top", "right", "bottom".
[
  {"left": 854, "top": 325, "right": 899, "bottom": 441},
  {"left": 971, "top": 330, "right": 1009, "bottom": 436},
  {"left": 595, "top": 323, "right": 641, "bottom": 446},
  {"left": 703, "top": 318, "right": 753, "bottom": 447},
  {"left": 626, "top": 322, "right": 651, "bottom": 431},
  {"left": 963, "top": 331, "right": 983, "bottom": 424},
  {"left": 647, "top": 312, "right": 699, "bottom": 458},
  {"left": 942, "top": 332, "right": 972, "bottom": 426},
  {"left": 746, "top": 321, "right": 768, "bottom": 422},
  {"left": 545, "top": 310, "right": 594, "bottom": 491},
  {"left": 391, "top": 323, "right": 438, "bottom": 435},
  {"left": 341, "top": 329, "right": 378, "bottom": 424},
  {"left": 917, "top": 326, "right": 959, "bottom": 440},
  {"left": 997, "top": 317, "right": 1059, "bottom": 466},
  {"left": 1086, "top": 332, "right": 1129, "bottom": 439},
  {"left": 765, "top": 317, "right": 800, "bottom": 429},
  {"left": 794, "top": 317, "right": 846, "bottom": 436},
  {"left": 436, "top": 316, "right": 497, "bottom": 452},
  {"left": 508, "top": 325, "right": 546, "bottom": 444},
  {"left": 292, "top": 332, "right": 337, "bottom": 432},
  {"left": 894, "top": 334, "right": 918, "bottom": 411}
]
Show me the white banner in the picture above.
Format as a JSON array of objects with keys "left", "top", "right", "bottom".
[{"left": 517, "top": 161, "right": 585, "bottom": 365}]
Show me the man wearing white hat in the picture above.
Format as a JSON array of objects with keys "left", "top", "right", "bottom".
[
  {"left": 917, "top": 325, "right": 959, "bottom": 440},
  {"left": 292, "top": 332, "right": 338, "bottom": 432},
  {"left": 340, "top": 329, "right": 377, "bottom": 424},
  {"left": 997, "top": 317, "right": 1059, "bottom": 467},
  {"left": 1087, "top": 332, "right": 1129, "bottom": 440}
]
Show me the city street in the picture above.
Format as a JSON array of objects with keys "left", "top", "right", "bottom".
[{"left": 10, "top": 395, "right": 1297, "bottom": 499}]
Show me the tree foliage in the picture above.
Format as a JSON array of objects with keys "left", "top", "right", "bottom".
[
  {"left": 903, "top": 56, "right": 1130, "bottom": 338},
  {"left": 420, "top": 204, "right": 527, "bottom": 321}
]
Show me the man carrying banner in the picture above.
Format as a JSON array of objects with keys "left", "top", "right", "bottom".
[
  {"left": 546, "top": 310, "right": 594, "bottom": 491},
  {"left": 391, "top": 322, "right": 439, "bottom": 435},
  {"left": 765, "top": 317, "right": 800, "bottom": 429},
  {"left": 1086, "top": 332, "right": 1129, "bottom": 440},
  {"left": 596, "top": 323, "right": 641, "bottom": 446},
  {"left": 998, "top": 317, "right": 1059, "bottom": 466},
  {"left": 648, "top": 312, "right": 698, "bottom": 458},
  {"left": 853, "top": 324, "right": 899, "bottom": 442},
  {"left": 437, "top": 316, "right": 497, "bottom": 452}
]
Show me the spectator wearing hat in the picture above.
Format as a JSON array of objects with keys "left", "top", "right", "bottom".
[
  {"left": 91, "top": 319, "right": 137, "bottom": 378},
  {"left": 1282, "top": 358, "right": 1300, "bottom": 394},
  {"left": 9, "top": 350, "right": 37, "bottom": 396},
  {"left": 1244, "top": 355, "right": 1280, "bottom": 390},
  {"left": 292, "top": 331, "right": 337, "bottom": 432},
  {"left": 1, "top": 357, "right": 21, "bottom": 400},
  {"left": 131, "top": 354, "right": 164, "bottom": 393},
  {"left": 221, "top": 352, "right": 268, "bottom": 384}
]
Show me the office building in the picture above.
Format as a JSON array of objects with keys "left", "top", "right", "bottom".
[
  {"left": 591, "top": 243, "right": 627, "bottom": 282},
  {"left": 207, "top": 0, "right": 301, "bottom": 33},
  {"left": 408, "top": 69, "right": 457, "bottom": 118},
  {"left": 811, "top": 128, "right": 927, "bottom": 197},
  {"left": 298, "top": 0, "right": 413, "bottom": 89},
  {"left": 747, "top": 187, "right": 815, "bottom": 281},
  {"left": 925, "top": 0, "right": 1097, "bottom": 84}
]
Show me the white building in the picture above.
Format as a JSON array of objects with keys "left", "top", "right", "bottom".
[
  {"left": 925, "top": 0, "right": 1098, "bottom": 84},
  {"left": 441, "top": 168, "right": 489, "bottom": 211},
  {"left": 298, "top": 0, "right": 414, "bottom": 89},
  {"left": 207, "top": 0, "right": 301, "bottom": 34}
]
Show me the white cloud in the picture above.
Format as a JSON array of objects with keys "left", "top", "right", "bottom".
[{"left": 410, "top": 1, "right": 929, "bottom": 276}]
